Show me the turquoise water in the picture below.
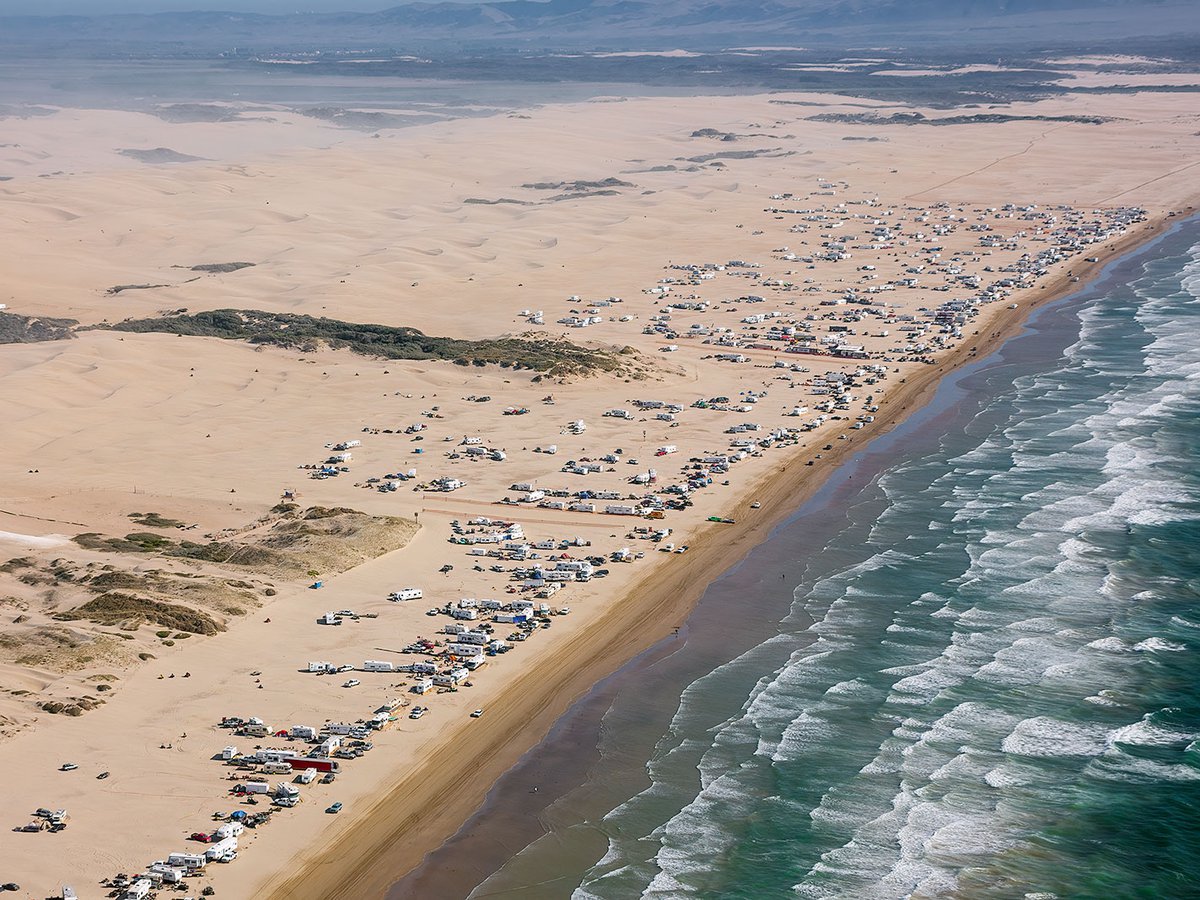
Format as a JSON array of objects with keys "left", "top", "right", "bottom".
[{"left": 542, "top": 225, "right": 1200, "bottom": 899}]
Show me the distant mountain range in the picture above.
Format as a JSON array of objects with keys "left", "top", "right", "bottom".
[{"left": 2, "top": 0, "right": 1197, "bottom": 52}]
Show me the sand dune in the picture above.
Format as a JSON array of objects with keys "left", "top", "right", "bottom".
[
  {"left": 0, "top": 531, "right": 69, "bottom": 548},
  {"left": 4, "top": 202, "right": 81, "bottom": 222}
]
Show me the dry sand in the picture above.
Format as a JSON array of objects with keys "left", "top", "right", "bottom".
[{"left": 0, "top": 81, "right": 1198, "bottom": 900}]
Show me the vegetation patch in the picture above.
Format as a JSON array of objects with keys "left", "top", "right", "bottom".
[
  {"left": 117, "top": 147, "right": 207, "bottom": 164},
  {"left": 74, "top": 532, "right": 175, "bottom": 553},
  {"left": 72, "top": 505, "right": 418, "bottom": 578},
  {"left": 82, "top": 569, "right": 260, "bottom": 616},
  {"left": 464, "top": 197, "right": 533, "bottom": 206},
  {"left": 56, "top": 592, "right": 224, "bottom": 635},
  {"left": 93, "top": 308, "right": 634, "bottom": 377},
  {"left": 684, "top": 148, "right": 795, "bottom": 163},
  {"left": 0, "top": 627, "right": 130, "bottom": 673},
  {"left": 39, "top": 698, "right": 103, "bottom": 716},
  {"left": 189, "top": 262, "right": 255, "bottom": 274},
  {"left": 521, "top": 177, "right": 633, "bottom": 190},
  {"left": 127, "top": 512, "right": 187, "bottom": 529},
  {"left": 807, "top": 111, "right": 1114, "bottom": 126},
  {"left": 107, "top": 283, "right": 170, "bottom": 295},
  {"left": 0, "top": 311, "right": 77, "bottom": 344}
]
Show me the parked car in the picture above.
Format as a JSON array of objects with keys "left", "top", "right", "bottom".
[
  {"left": 59, "top": 763, "right": 77, "bottom": 772},
  {"left": 190, "top": 832, "right": 213, "bottom": 843},
  {"left": 470, "top": 709, "right": 484, "bottom": 718},
  {"left": 326, "top": 802, "right": 343, "bottom": 814}
]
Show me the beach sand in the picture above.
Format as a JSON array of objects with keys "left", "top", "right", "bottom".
[{"left": 0, "top": 81, "right": 1197, "bottom": 900}]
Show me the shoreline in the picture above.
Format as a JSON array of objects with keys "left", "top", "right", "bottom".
[
  {"left": 260, "top": 211, "right": 1189, "bottom": 900},
  {"left": 388, "top": 209, "right": 1200, "bottom": 900}
]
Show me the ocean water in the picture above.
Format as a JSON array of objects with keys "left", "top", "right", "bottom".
[
  {"left": 558, "top": 227, "right": 1200, "bottom": 900},
  {"left": 442, "top": 220, "right": 1200, "bottom": 900}
]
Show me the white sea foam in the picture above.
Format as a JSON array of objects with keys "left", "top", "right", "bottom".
[
  {"left": 1086, "top": 636, "right": 1132, "bottom": 652},
  {"left": 983, "top": 763, "right": 1033, "bottom": 788},
  {"left": 891, "top": 665, "right": 965, "bottom": 698},
  {"left": 824, "top": 678, "right": 872, "bottom": 697},
  {"left": 1086, "top": 688, "right": 1131, "bottom": 709},
  {"left": 1133, "top": 636, "right": 1186, "bottom": 652},
  {"left": 1109, "top": 712, "right": 1198, "bottom": 749},
  {"left": 1085, "top": 753, "right": 1200, "bottom": 783},
  {"left": 976, "top": 637, "right": 1074, "bottom": 685},
  {"left": 1001, "top": 717, "right": 1109, "bottom": 759},
  {"left": 774, "top": 711, "right": 839, "bottom": 760}
]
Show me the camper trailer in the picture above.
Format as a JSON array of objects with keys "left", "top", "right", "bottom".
[
  {"left": 388, "top": 588, "right": 423, "bottom": 602},
  {"left": 121, "top": 879, "right": 154, "bottom": 900},
  {"left": 165, "top": 852, "right": 207, "bottom": 870},
  {"left": 205, "top": 836, "right": 239, "bottom": 862},
  {"left": 146, "top": 864, "right": 185, "bottom": 885},
  {"left": 215, "top": 821, "right": 245, "bottom": 840},
  {"left": 605, "top": 504, "right": 642, "bottom": 516}
]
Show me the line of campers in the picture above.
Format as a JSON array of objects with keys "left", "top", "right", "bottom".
[
  {"left": 456, "top": 560, "right": 596, "bottom": 585},
  {"left": 122, "top": 822, "right": 246, "bottom": 896},
  {"left": 503, "top": 487, "right": 671, "bottom": 520},
  {"left": 226, "top": 745, "right": 348, "bottom": 772},
  {"left": 225, "top": 711, "right": 396, "bottom": 744},
  {"left": 452, "top": 522, "right": 525, "bottom": 545},
  {"left": 221, "top": 732, "right": 380, "bottom": 771},
  {"left": 458, "top": 436, "right": 507, "bottom": 461}
]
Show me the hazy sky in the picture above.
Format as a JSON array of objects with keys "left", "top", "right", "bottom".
[{"left": 0, "top": 0, "right": 447, "bottom": 13}]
